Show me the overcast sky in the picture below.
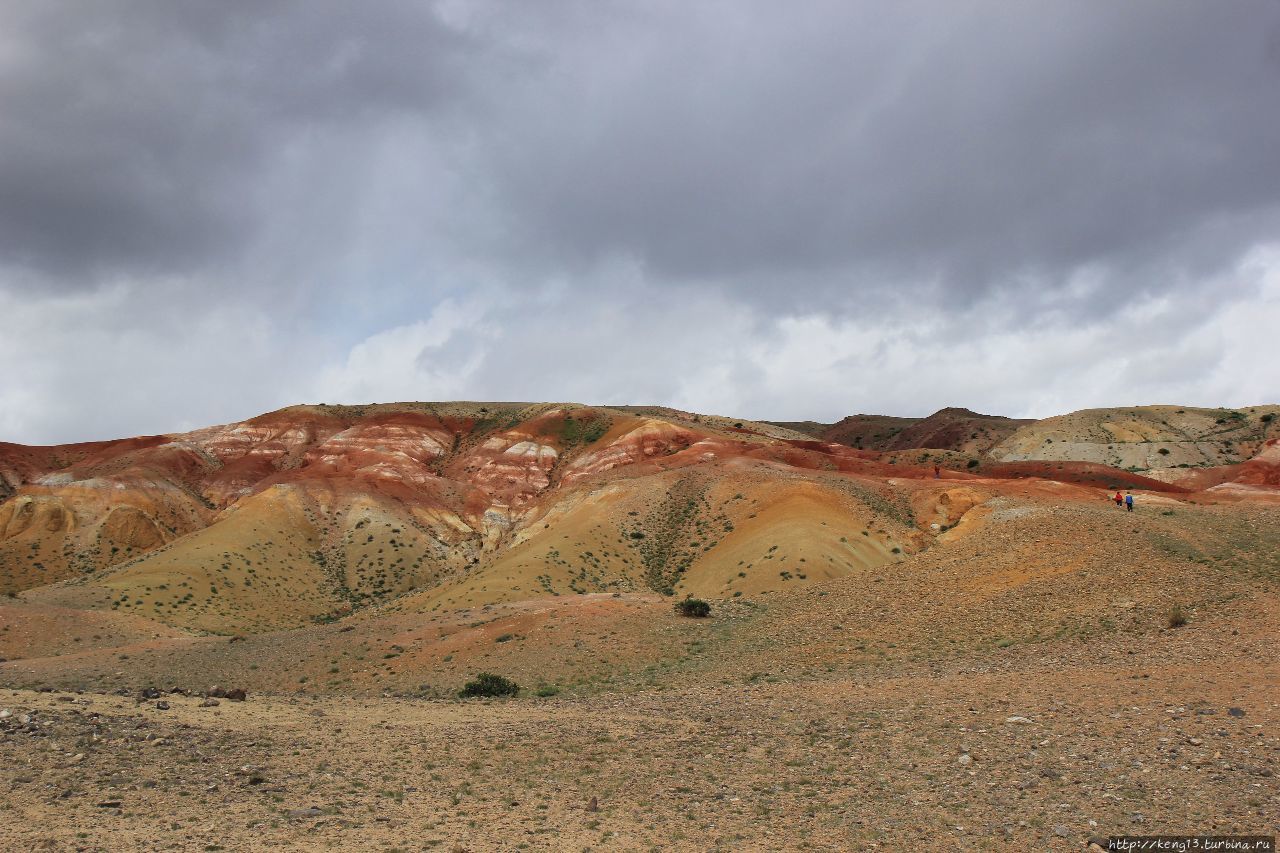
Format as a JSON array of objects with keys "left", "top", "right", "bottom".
[{"left": 2, "top": 0, "right": 1279, "bottom": 444}]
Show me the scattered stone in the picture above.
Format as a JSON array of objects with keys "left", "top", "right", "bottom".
[
  {"left": 287, "top": 807, "right": 322, "bottom": 818},
  {"left": 957, "top": 753, "right": 973, "bottom": 766},
  {"left": 200, "top": 699, "right": 220, "bottom": 708},
  {"left": 1039, "top": 768, "right": 1062, "bottom": 780},
  {"left": 1005, "top": 715, "right": 1033, "bottom": 724},
  {"left": 226, "top": 688, "right": 247, "bottom": 702},
  {"left": 155, "top": 701, "right": 170, "bottom": 711},
  {"left": 1227, "top": 707, "right": 1246, "bottom": 718},
  {"left": 1053, "top": 824, "right": 1070, "bottom": 837},
  {"left": 96, "top": 801, "right": 122, "bottom": 809}
]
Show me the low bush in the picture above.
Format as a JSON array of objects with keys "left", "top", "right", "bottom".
[
  {"left": 674, "top": 598, "right": 711, "bottom": 618},
  {"left": 459, "top": 672, "right": 520, "bottom": 698},
  {"left": 1167, "top": 604, "right": 1188, "bottom": 629}
]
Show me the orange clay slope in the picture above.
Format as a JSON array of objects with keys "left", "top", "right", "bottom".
[{"left": 1, "top": 401, "right": 1275, "bottom": 637}]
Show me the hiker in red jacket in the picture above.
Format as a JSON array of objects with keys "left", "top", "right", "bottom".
[{"left": 1113, "top": 491, "right": 1124, "bottom": 507}]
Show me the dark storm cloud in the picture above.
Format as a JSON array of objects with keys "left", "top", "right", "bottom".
[
  {"left": 4, "top": 0, "right": 1278, "bottom": 300},
  {"left": 478, "top": 1, "right": 1280, "bottom": 305},
  {"left": 0, "top": 0, "right": 482, "bottom": 282}
]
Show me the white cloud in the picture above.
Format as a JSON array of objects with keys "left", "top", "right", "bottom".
[{"left": 312, "top": 298, "right": 491, "bottom": 404}]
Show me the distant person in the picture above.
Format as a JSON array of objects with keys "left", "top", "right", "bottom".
[
  {"left": 1125, "top": 492, "right": 1134, "bottom": 512},
  {"left": 1113, "top": 491, "right": 1124, "bottom": 508},
  {"left": 934, "top": 464, "right": 941, "bottom": 479}
]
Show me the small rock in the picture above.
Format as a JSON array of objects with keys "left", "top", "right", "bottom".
[
  {"left": 1005, "top": 716, "right": 1033, "bottom": 724},
  {"left": 586, "top": 796, "right": 599, "bottom": 812},
  {"left": 1039, "top": 768, "right": 1062, "bottom": 780},
  {"left": 287, "top": 807, "right": 322, "bottom": 818},
  {"left": 199, "top": 699, "right": 220, "bottom": 708},
  {"left": 1053, "top": 824, "right": 1070, "bottom": 837},
  {"left": 225, "top": 688, "right": 247, "bottom": 702},
  {"left": 154, "top": 701, "right": 170, "bottom": 711},
  {"left": 1228, "top": 707, "right": 1246, "bottom": 718},
  {"left": 957, "top": 753, "right": 973, "bottom": 766},
  {"left": 0, "top": 709, "right": 10, "bottom": 719},
  {"left": 96, "top": 800, "right": 122, "bottom": 809}
]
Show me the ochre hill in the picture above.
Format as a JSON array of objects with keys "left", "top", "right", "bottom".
[
  {"left": 990, "top": 404, "right": 1280, "bottom": 472},
  {"left": 1, "top": 401, "right": 1277, "bottom": 635},
  {"left": 778, "top": 407, "right": 1030, "bottom": 454}
]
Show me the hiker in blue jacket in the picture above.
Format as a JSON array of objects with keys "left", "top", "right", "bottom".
[{"left": 1125, "top": 492, "right": 1134, "bottom": 512}]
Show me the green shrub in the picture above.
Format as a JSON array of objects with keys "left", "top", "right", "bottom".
[
  {"left": 534, "top": 685, "right": 560, "bottom": 697},
  {"left": 674, "top": 598, "right": 711, "bottom": 618},
  {"left": 1168, "top": 604, "right": 1188, "bottom": 629},
  {"left": 459, "top": 673, "right": 520, "bottom": 698},
  {"left": 967, "top": 459, "right": 980, "bottom": 469}
]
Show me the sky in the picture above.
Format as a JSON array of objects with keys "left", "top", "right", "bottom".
[{"left": 2, "top": 0, "right": 1279, "bottom": 444}]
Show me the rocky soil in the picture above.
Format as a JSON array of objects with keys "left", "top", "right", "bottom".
[{"left": 1, "top": 611, "right": 1275, "bottom": 852}]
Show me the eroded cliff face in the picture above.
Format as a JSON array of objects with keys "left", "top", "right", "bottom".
[{"left": 2, "top": 401, "right": 1276, "bottom": 628}]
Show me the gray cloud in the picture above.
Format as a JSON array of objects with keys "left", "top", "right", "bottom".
[
  {"left": 0, "top": 0, "right": 482, "bottom": 282},
  {"left": 1, "top": 1, "right": 1278, "bottom": 443}
]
